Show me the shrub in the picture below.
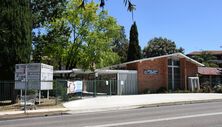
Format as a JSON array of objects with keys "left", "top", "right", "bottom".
[
  {"left": 157, "top": 87, "right": 167, "bottom": 93},
  {"left": 143, "top": 87, "right": 167, "bottom": 94},
  {"left": 27, "top": 90, "right": 37, "bottom": 95},
  {"left": 143, "top": 88, "right": 156, "bottom": 94},
  {"left": 174, "top": 89, "right": 186, "bottom": 93},
  {"left": 53, "top": 80, "right": 69, "bottom": 101},
  {"left": 213, "top": 84, "right": 222, "bottom": 93},
  {"left": 199, "top": 84, "right": 212, "bottom": 93}
]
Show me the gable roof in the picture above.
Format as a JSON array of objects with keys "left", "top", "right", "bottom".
[
  {"left": 103, "top": 53, "right": 204, "bottom": 69},
  {"left": 198, "top": 67, "right": 222, "bottom": 75}
]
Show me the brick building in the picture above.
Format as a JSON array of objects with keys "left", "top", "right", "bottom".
[
  {"left": 187, "top": 50, "right": 222, "bottom": 67},
  {"left": 108, "top": 53, "right": 204, "bottom": 93}
]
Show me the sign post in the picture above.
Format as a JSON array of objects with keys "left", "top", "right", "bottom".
[
  {"left": 15, "top": 63, "right": 53, "bottom": 113},
  {"left": 24, "top": 64, "right": 27, "bottom": 113}
]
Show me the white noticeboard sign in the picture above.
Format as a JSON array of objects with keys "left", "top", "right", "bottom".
[
  {"left": 67, "top": 81, "right": 83, "bottom": 94},
  {"left": 15, "top": 64, "right": 26, "bottom": 81},
  {"left": 15, "top": 63, "right": 53, "bottom": 90}
]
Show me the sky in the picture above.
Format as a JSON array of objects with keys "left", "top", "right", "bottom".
[{"left": 105, "top": 0, "right": 222, "bottom": 54}]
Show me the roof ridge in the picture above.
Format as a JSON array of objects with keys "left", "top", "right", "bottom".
[{"left": 102, "top": 53, "right": 204, "bottom": 69}]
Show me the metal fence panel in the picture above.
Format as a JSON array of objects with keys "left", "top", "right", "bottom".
[
  {"left": 0, "top": 81, "right": 14, "bottom": 101},
  {"left": 0, "top": 79, "right": 137, "bottom": 112},
  {"left": 118, "top": 73, "right": 138, "bottom": 95}
]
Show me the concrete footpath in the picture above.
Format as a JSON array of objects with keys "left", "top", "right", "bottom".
[
  {"left": 64, "top": 93, "right": 222, "bottom": 113},
  {"left": 1, "top": 93, "right": 222, "bottom": 119}
]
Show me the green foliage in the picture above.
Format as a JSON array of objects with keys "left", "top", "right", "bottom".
[
  {"left": 32, "top": 23, "right": 70, "bottom": 69},
  {"left": 157, "top": 87, "right": 167, "bottom": 93},
  {"left": 219, "top": 69, "right": 222, "bottom": 74},
  {"left": 143, "top": 88, "right": 155, "bottom": 94},
  {"left": 79, "top": 0, "right": 135, "bottom": 12},
  {"left": 27, "top": 90, "right": 37, "bottom": 95},
  {"left": 77, "top": 9, "right": 121, "bottom": 70},
  {"left": 0, "top": 0, "right": 32, "bottom": 80},
  {"left": 191, "top": 51, "right": 218, "bottom": 67},
  {"left": 32, "top": 0, "right": 121, "bottom": 72},
  {"left": 31, "top": 0, "right": 67, "bottom": 28},
  {"left": 127, "top": 22, "right": 141, "bottom": 62},
  {"left": 143, "top": 37, "right": 184, "bottom": 58},
  {"left": 213, "top": 84, "right": 222, "bottom": 93},
  {"left": 112, "top": 26, "right": 129, "bottom": 63},
  {"left": 143, "top": 87, "right": 167, "bottom": 94},
  {"left": 199, "top": 83, "right": 212, "bottom": 93},
  {"left": 53, "top": 81, "right": 69, "bottom": 101}
]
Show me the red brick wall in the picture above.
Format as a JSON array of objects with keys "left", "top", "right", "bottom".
[
  {"left": 126, "top": 63, "right": 138, "bottom": 70},
  {"left": 180, "top": 58, "right": 198, "bottom": 90},
  {"left": 126, "top": 57, "right": 199, "bottom": 93},
  {"left": 180, "top": 58, "right": 186, "bottom": 89},
  {"left": 186, "top": 61, "right": 198, "bottom": 77},
  {"left": 135, "top": 57, "right": 168, "bottom": 93}
]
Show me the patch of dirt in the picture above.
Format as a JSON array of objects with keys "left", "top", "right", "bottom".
[{"left": 0, "top": 99, "right": 64, "bottom": 111}]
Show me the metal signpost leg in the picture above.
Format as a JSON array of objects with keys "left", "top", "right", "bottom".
[
  {"left": 24, "top": 88, "right": 27, "bottom": 113},
  {"left": 94, "top": 80, "right": 96, "bottom": 97},
  {"left": 39, "top": 90, "right": 41, "bottom": 105},
  {"left": 20, "top": 89, "right": 22, "bottom": 99},
  {"left": 24, "top": 64, "right": 28, "bottom": 114},
  {"left": 47, "top": 90, "right": 49, "bottom": 100},
  {"left": 55, "top": 80, "right": 58, "bottom": 105}
]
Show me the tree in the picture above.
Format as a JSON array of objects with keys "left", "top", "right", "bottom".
[
  {"left": 31, "top": 0, "right": 136, "bottom": 30},
  {"left": 78, "top": 0, "right": 136, "bottom": 21},
  {"left": 79, "top": 0, "right": 135, "bottom": 12},
  {"left": 32, "top": 23, "right": 70, "bottom": 70},
  {"left": 0, "top": 0, "right": 32, "bottom": 80},
  {"left": 31, "top": 0, "right": 67, "bottom": 28},
  {"left": 127, "top": 22, "right": 141, "bottom": 61},
  {"left": 143, "top": 37, "right": 184, "bottom": 58},
  {"left": 32, "top": 0, "right": 121, "bottom": 71},
  {"left": 31, "top": 0, "right": 135, "bottom": 29},
  {"left": 191, "top": 51, "right": 218, "bottom": 67},
  {"left": 219, "top": 69, "right": 222, "bottom": 77},
  {"left": 76, "top": 9, "right": 121, "bottom": 70},
  {"left": 112, "top": 26, "right": 129, "bottom": 63}
]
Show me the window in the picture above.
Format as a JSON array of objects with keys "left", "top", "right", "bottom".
[{"left": 168, "top": 59, "right": 180, "bottom": 90}]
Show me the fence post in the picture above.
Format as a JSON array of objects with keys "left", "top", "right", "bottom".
[
  {"left": 80, "top": 80, "right": 83, "bottom": 99},
  {"left": 55, "top": 80, "right": 58, "bottom": 105},
  {"left": 94, "top": 80, "right": 97, "bottom": 97},
  {"left": 24, "top": 65, "right": 28, "bottom": 114},
  {"left": 109, "top": 80, "right": 112, "bottom": 96}
]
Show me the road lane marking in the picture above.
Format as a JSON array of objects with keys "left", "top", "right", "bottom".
[{"left": 85, "top": 111, "right": 222, "bottom": 127}]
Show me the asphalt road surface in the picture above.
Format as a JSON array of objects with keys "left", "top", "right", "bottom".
[{"left": 1, "top": 101, "right": 222, "bottom": 127}]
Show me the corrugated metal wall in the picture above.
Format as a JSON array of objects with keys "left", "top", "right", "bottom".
[{"left": 117, "top": 72, "right": 138, "bottom": 95}]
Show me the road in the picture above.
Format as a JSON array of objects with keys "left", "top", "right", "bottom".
[{"left": 1, "top": 101, "right": 222, "bottom": 127}]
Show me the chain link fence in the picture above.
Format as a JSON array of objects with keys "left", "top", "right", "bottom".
[
  {"left": 0, "top": 81, "right": 16, "bottom": 111},
  {"left": 0, "top": 79, "right": 120, "bottom": 112}
]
